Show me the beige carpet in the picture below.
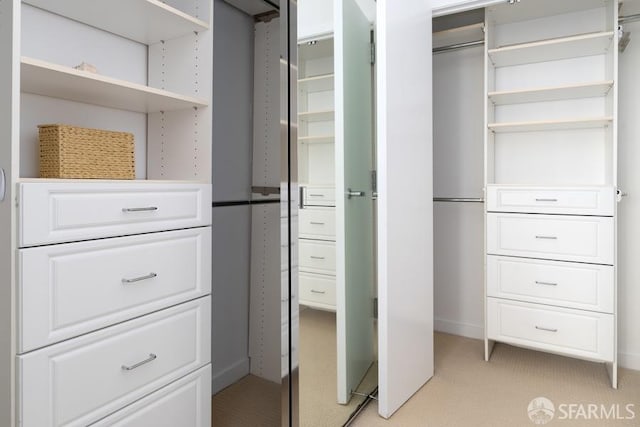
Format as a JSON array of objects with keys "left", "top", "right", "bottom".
[
  {"left": 351, "top": 333, "right": 640, "bottom": 427},
  {"left": 212, "top": 374, "right": 281, "bottom": 426},
  {"left": 211, "top": 307, "right": 377, "bottom": 427},
  {"left": 212, "top": 327, "right": 640, "bottom": 426},
  {"left": 299, "top": 307, "right": 378, "bottom": 427}
]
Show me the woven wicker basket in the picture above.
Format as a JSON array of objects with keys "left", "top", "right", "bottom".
[{"left": 39, "top": 124, "right": 135, "bottom": 179}]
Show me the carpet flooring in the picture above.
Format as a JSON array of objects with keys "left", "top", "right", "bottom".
[{"left": 213, "top": 318, "right": 640, "bottom": 426}]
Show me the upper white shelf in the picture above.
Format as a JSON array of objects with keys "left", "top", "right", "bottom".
[
  {"left": 21, "top": 57, "right": 209, "bottom": 113},
  {"left": 298, "top": 135, "right": 334, "bottom": 143},
  {"left": 298, "top": 110, "right": 334, "bottom": 122},
  {"left": 489, "top": 81, "right": 614, "bottom": 105},
  {"left": 298, "top": 74, "right": 335, "bottom": 92},
  {"left": 487, "top": 0, "right": 610, "bottom": 26},
  {"left": 488, "top": 31, "right": 614, "bottom": 67},
  {"left": 23, "top": 0, "right": 209, "bottom": 45},
  {"left": 488, "top": 117, "right": 613, "bottom": 133}
]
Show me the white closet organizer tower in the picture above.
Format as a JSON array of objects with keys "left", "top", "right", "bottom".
[
  {"left": 297, "top": 37, "right": 338, "bottom": 311},
  {"left": 484, "top": 0, "right": 620, "bottom": 387},
  {"left": 0, "top": 1, "right": 213, "bottom": 426}
]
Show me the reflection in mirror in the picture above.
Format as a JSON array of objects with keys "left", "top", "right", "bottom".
[
  {"left": 210, "top": 0, "right": 294, "bottom": 425},
  {"left": 297, "top": 0, "right": 378, "bottom": 425}
]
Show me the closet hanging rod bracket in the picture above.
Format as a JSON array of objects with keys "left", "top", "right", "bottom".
[{"left": 252, "top": 186, "right": 281, "bottom": 196}]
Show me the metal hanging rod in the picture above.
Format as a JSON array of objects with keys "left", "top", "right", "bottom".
[
  {"left": 434, "top": 197, "right": 485, "bottom": 203},
  {"left": 620, "top": 13, "right": 640, "bottom": 25},
  {"left": 433, "top": 39, "right": 484, "bottom": 53},
  {"left": 433, "top": 13, "right": 636, "bottom": 54}
]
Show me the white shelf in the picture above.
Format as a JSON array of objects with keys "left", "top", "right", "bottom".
[
  {"left": 21, "top": 57, "right": 208, "bottom": 113},
  {"left": 298, "top": 110, "right": 334, "bottom": 123},
  {"left": 298, "top": 74, "right": 335, "bottom": 92},
  {"left": 17, "top": 178, "right": 210, "bottom": 185},
  {"left": 487, "top": 0, "right": 609, "bottom": 25},
  {"left": 488, "top": 31, "right": 614, "bottom": 67},
  {"left": 433, "top": 23, "right": 484, "bottom": 50},
  {"left": 489, "top": 81, "right": 614, "bottom": 105},
  {"left": 298, "top": 135, "right": 335, "bottom": 143},
  {"left": 222, "top": 0, "right": 277, "bottom": 16},
  {"left": 23, "top": 0, "right": 209, "bottom": 45},
  {"left": 488, "top": 117, "right": 613, "bottom": 133}
]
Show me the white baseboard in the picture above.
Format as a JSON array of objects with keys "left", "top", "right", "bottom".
[
  {"left": 434, "top": 317, "right": 483, "bottom": 340},
  {"left": 212, "top": 357, "right": 250, "bottom": 394},
  {"left": 619, "top": 351, "right": 640, "bottom": 372}
]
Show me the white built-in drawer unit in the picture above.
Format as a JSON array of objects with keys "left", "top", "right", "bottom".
[
  {"left": 18, "top": 297, "right": 210, "bottom": 427},
  {"left": 90, "top": 365, "right": 211, "bottom": 427},
  {"left": 299, "top": 207, "right": 336, "bottom": 240},
  {"left": 18, "top": 182, "right": 212, "bottom": 247},
  {"left": 487, "top": 255, "right": 614, "bottom": 313},
  {"left": 18, "top": 227, "right": 211, "bottom": 352},
  {"left": 299, "top": 272, "right": 336, "bottom": 309},
  {"left": 302, "top": 186, "right": 335, "bottom": 206},
  {"left": 299, "top": 239, "right": 336, "bottom": 274},
  {"left": 487, "top": 297, "right": 614, "bottom": 362},
  {"left": 486, "top": 185, "right": 615, "bottom": 216},
  {"left": 487, "top": 213, "right": 614, "bottom": 264}
]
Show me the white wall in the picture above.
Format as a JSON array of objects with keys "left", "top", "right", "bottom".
[
  {"left": 433, "top": 44, "right": 485, "bottom": 340},
  {"left": 432, "top": 0, "right": 500, "bottom": 16},
  {"left": 298, "top": 0, "right": 375, "bottom": 41}
]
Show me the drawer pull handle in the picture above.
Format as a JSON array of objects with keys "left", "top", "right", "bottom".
[
  {"left": 310, "top": 221, "right": 325, "bottom": 225},
  {"left": 122, "top": 272, "right": 157, "bottom": 284},
  {"left": 122, "top": 207, "right": 158, "bottom": 212},
  {"left": 310, "top": 256, "right": 326, "bottom": 260},
  {"left": 535, "top": 280, "right": 558, "bottom": 286},
  {"left": 535, "top": 326, "right": 558, "bottom": 333},
  {"left": 309, "top": 194, "right": 324, "bottom": 197},
  {"left": 311, "top": 289, "right": 326, "bottom": 294},
  {"left": 535, "top": 235, "right": 557, "bottom": 240},
  {"left": 122, "top": 353, "right": 157, "bottom": 371},
  {"left": 535, "top": 198, "right": 558, "bottom": 202}
]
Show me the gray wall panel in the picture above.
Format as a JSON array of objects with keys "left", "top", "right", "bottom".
[
  {"left": 211, "top": 0, "right": 255, "bottom": 393},
  {"left": 212, "top": 205, "right": 252, "bottom": 392},
  {"left": 212, "top": 0, "right": 254, "bottom": 202}
]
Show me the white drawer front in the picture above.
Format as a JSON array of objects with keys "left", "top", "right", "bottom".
[
  {"left": 299, "top": 273, "right": 336, "bottom": 309},
  {"left": 90, "top": 365, "right": 211, "bottom": 427},
  {"left": 487, "top": 213, "right": 614, "bottom": 264},
  {"left": 18, "top": 297, "right": 210, "bottom": 427},
  {"left": 19, "top": 228, "right": 212, "bottom": 352},
  {"left": 487, "top": 298, "right": 614, "bottom": 362},
  {"left": 299, "top": 208, "right": 336, "bottom": 240},
  {"left": 299, "top": 239, "right": 336, "bottom": 274},
  {"left": 487, "top": 186, "right": 615, "bottom": 216},
  {"left": 487, "top": 256, "right": 614, "bottom": 313},
  {"left": 303, "top": 186, "right": 335, "bottom": 206},
  {"left": 19, "top": 182, "right": 212, "bottom": 246}
]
